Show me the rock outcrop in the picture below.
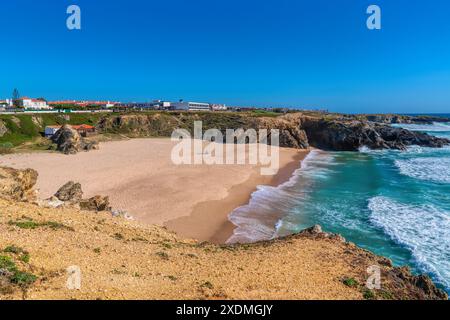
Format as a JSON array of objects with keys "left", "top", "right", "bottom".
[
  {"left": 51, "top": 125, "right": 99, "bottom": 155},
  {"left": 44, "top": 181, "right": 111, "bottom": 212},
  {"left": 0, "top": 167, "right": 38, "bottom": 202},
  {"left": 254, "top": 115, "right": 309, "bottom": 149},
  {"left": 54, "top": 181, "right": 83, "bottom": 203},
  {"left": 293, "top": 225, "right": 448, "bottom": 300},
  {"left": 300, "top": 117, "right": 450, "bottom": 151},
  {"left": 80, "top": 195, "right": 111, "bottom": 212}
]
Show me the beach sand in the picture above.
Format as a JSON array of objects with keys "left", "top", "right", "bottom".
[{"left": 0, "top": 138, "right": 308, "bottom": 243}]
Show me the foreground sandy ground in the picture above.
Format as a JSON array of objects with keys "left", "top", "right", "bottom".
[
  {"left": 0, "top": 198, "right": 377, "bottom": 300},
  {"left": 2, "top": 198, "right": 443, "bottom": 300},
  {"left": 0, "top": 138, "right": 307, "bottom": 243}
]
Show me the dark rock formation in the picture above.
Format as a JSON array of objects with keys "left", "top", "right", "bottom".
[
  {"left": 80, "top": 195, "right": 111, "bottom": 212},
  {"left": 0, "top": 167, "right": 38, "bottom": 202},
  {"left": 363, "top": 114, "right": 450, "bottom": 124},
  {"left": 300, "top": 118, "right": 450, "bottom": 151},
  {"left": 51, "top": 125, "right": 99, "bottom": 155},
  {"left": 54, "top": 181, "right": 83, "bottom": 203}
]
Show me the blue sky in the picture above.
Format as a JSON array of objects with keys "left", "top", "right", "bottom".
[{"left": 1, "top": 0, "right": 450, "bottom": 113}]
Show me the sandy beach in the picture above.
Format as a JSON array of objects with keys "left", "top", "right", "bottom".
[{"left": 0, "top": 138, "right": 308, "bottom": 243}]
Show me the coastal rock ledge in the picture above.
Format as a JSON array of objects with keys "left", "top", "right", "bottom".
[
  {"left": 291, "top": 225, "right": 448, "bottom": 300},
  {"left": 300, "top": 117, "right": 450, "bottom": 151}
]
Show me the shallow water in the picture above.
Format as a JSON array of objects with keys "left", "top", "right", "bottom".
[{"left": 229, "top": 119, "right": 450, "bottom": 293}]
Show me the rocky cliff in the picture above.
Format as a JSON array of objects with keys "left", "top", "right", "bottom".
[
  {"left": 299, "top": 117, "right": 450, "bottom": 151},
  {"left": 96, "top": 113, "right": 449, "bottom": 152},
  {"left": 98, "top": 113, "right": 310, "bottom": 149}
]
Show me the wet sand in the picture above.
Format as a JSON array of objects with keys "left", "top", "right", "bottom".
[{"left": 165, "top": 151, "right": 308, "bottom": 243}]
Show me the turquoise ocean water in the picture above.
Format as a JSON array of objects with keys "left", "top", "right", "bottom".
[{"left": 228, "top": 116, "right": 450, "bottom": 293}]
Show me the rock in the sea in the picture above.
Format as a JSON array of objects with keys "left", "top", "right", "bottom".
[
  {"left": 51, "top": 125, "right": 99, "bottom": 155},
  {"left": 80, "top": 195, "right": 111, "bottom": 212},
  {"left": 54, "top": 181, "right": 83, "bottom": 202},
  {"left": 301, "top": 118, "right": 450, "bottom": 151},
  {"left": 0, "top": 167, "right": 38, "bottom": 202}
]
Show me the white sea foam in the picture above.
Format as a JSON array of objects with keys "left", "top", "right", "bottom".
[
  {"left": 395, "top": 157, "right": 450, "bottom": 183},
  {"left": 227, "top": 150, "right": 333, "bottom": 244},
  {"left": 368, "top": 196, "right": 450, "bottom": 290},
  {"left": 392, "top": 122, "right": 450, "bottom": 132}
]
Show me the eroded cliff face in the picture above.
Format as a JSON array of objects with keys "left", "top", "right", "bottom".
[{"left": 98, "top": 113, "right": 310, "bottom": 149}]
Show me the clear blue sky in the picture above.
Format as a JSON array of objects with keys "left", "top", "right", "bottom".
[{"left": 1, "top": 0, "right": 450, "bottom": 113}]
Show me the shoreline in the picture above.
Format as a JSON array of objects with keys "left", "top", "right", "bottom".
[
  {"left": 165, "top": 149, "right": 310, "bottom": 244},
  {"left": 0, "top": 138, "right": 308, "bottom": 245}
]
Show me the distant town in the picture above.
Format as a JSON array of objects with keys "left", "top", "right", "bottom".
[{"left": 0, "top": 89, "right": 325, "bottom": 115}]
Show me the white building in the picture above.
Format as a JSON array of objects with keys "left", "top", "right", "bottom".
[
  {"left": 16, "top": 97, "right": 51, "bottom": 110},
  {"left": 210, "top": 104, "right": 227, "bottom": 111},
  {"left": 151, "top": 100, "right": 172, "bottom": 110},
  {"left": 171, "top": 101, "right": 211, "bottom": 111}
]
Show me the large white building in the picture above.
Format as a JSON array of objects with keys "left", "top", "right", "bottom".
[
  {"left": 171, "top": 101, "right": 211, "bottom": 111},
  {"left": 16, "top": 97, "right": 51, "bottom": 110}
]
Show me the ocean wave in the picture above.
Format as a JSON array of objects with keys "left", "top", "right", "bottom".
[
  {"left": 227, "top": 150, "right": 334, "bottom": 244},
  {"left": 392, "top": 122, "right": 450, "bottom": 132},
  {"left": 368, "top": 196, "right": 450, "bottom": 291},
  {"left": 395, "top": 157, "right": 450, "bottom": 183}
]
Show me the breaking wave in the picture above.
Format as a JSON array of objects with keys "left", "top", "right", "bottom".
[
  {"left": 395, "top": 157, "right": 450, "bottom": 184},
  {"left": 226, "top": 150, "right": 334, "bottom": 244},
  {"left": 369, "top": 196, "right": 450, "bottom": 291}
]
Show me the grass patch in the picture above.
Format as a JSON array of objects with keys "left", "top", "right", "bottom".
[
  {"left": 362, "top": 289, "right": 376, "bottom": 300},
  {"left": 10, "top": 271, "right": 37, "bottom": 286},
  {"left": 3, "top": 245, "right": 27, "bottom": 255},
  {"left": 160, "top": 242, "right": 172, "bottom": 249},
  {"left": 8, "top": 219, "right": 74, "bottom": 231},
  {"left": 0, "top": 255, "right": 17, "bottom": 272},
  {"left": 0, "top": 254, "right": 37, "bottom": 291},
  {"left": 19, "top": 254, "right": 30, "bottom": 263},
  {"left": 342, "top": 277, "right": 359, "bottom": 288}
]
